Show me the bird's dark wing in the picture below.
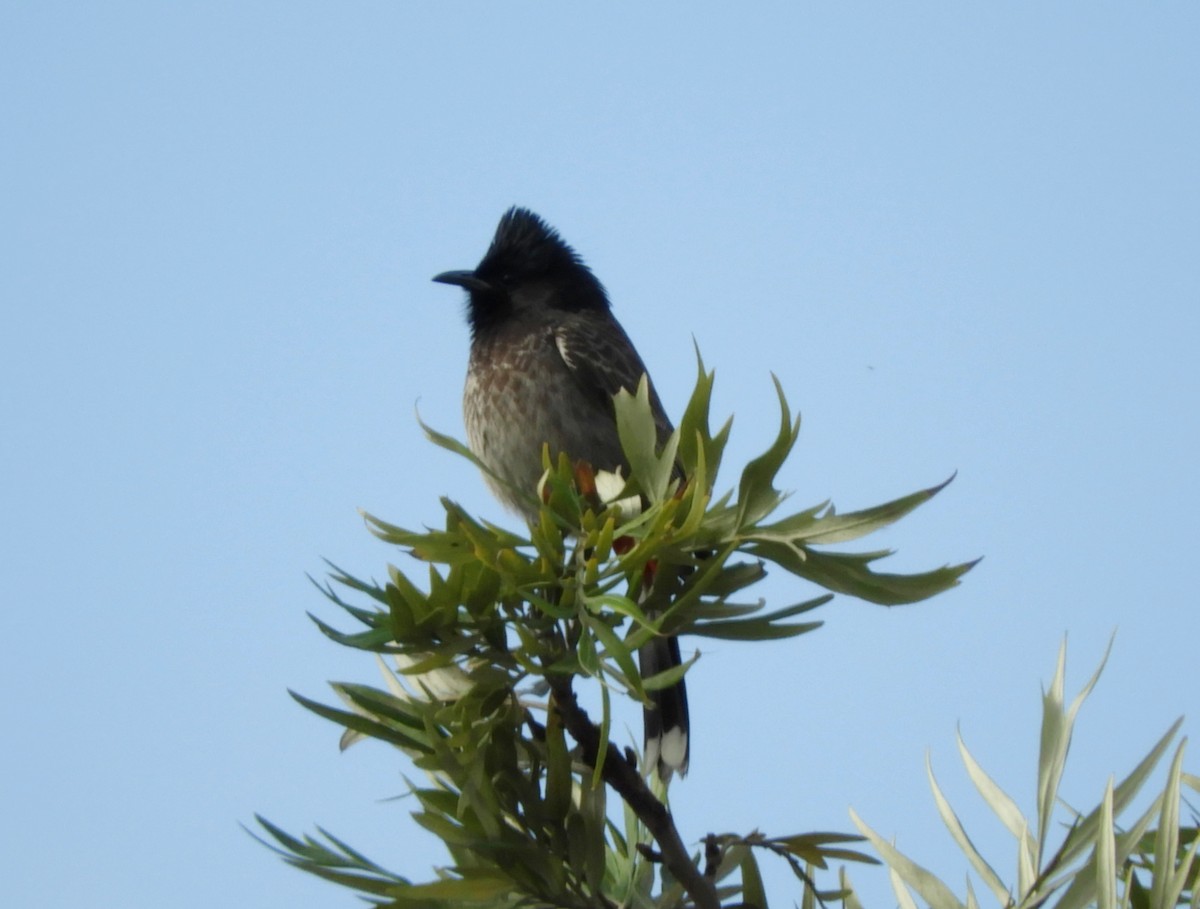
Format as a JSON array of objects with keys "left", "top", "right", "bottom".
[
  {"left": 553, "top": 311, "right": 674, "bottom": 444},
  {"left": 555, "top": 312, "right": 689, "bottom": 781}
]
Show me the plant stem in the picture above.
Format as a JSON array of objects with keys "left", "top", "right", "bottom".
[{"left": 546, "top": 674, "right": 720, "bottom": 909}]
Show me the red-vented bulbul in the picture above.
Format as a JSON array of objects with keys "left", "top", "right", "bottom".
[{"left": 433, "top": 207, "right": 689, "bottom": 779}]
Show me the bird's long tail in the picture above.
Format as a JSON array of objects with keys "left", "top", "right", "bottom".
[{"left": 640, "top": 634, "right": 689, "bottom": 781}]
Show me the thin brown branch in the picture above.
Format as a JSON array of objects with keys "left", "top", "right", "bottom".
[{"left": 546, "top": 673, "right": 720, "bottom": 909}]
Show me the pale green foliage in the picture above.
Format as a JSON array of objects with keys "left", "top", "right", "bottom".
[
  {"left": 850, "top": 641, "right": 1199, "bottom": 909},
  {"left": 257, "top": 352, "right": 976, "bottom": 907}
]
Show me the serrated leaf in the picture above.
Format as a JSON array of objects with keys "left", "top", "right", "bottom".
[
  {"left": 736, "top": 375, "right": 800, "bottom": 528},
  {"left": 614, "top": 376, "right": 678, "bottom": 503},
  {"left": 754, "top": 595, "right": 833, "bottom": 623},
  {"left": 676, "top": 343, "right": 732, "bottom": 486},
  {"left": 752, "top": 543, "right": 978, "bottom": 605},
  {"left": 765, "top": 475, "right": 955, "bottom": 546},
  {"left": 700, "top": 559, "right": 769, "bottom": 598}
]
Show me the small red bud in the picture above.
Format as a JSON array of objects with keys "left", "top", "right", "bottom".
[{"left": 643, "top": 558, "right": 659, "bottom": 586}]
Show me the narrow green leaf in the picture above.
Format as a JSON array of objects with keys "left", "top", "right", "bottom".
[
  {"left": 957, "top": 732, "right": 1032, "bottom": 847},
  {"left": 759, "top": 475, "right": 955, "bottom": 547},
  {"left": 840, "top": 868, "right": 866, "bottom": 909},
  {"left": 750, "top": 543, "right": 978, "bottom": 605},
  {"left": 700, "top": 560, "right": 769, "bottom": 598},
  {"left": 926, "top": 754, "right": 1010, "bottom": 905},
  {"left": 543, "top": 709, "right": 571, "bottom": 826},
  {"left": 254, "top": 815, "right": 328, "bottom": 862},
  {"left": 677, "top": 430, "right": 712, "bottom": 538},
  {"left": 1153, "top": 741, "right": 1192, "bottom": 909},
  {"left": 812, "top": 847, "right": 879, "bottom": 864},
  {"left": 677, "top": 345, "right": 713, "bottom": 469},
  {"left": 965, "top": 877, "right": 980, "bottom": 909},
  {"left": 801, "top": 862, "right": 817, "bottom": 909},
  {"left": 390, "top": 872, "right": 514, "bottom": 902},
  {"left": 676, "top": 342, "right": 732, "bottom": 484},
  {"left": 614, "top": 376, "right": 676, "bottom": 502},
  {"left": 562, "top": 809, "right": 585, "bottom": 883},
  {"left": 1053, "top": 718, "right": 1184, "bottom": 874},
  {"left": 889, "top": 866, "right": 922, "bottom": 909},
  {"left": 1097, "top": 780, "right": 1117, "bottom": 909},
  {"left": 770, "top": 832, "right": 870, "bottom": 848},
  {"left": 313, "top": 825, "right": 403, "bottom": 878},
  {"left": 289, "top": 690, "right": 434, "bottom": 754},
  {"left": 320, "top": 562, "right": 389, "bottom": 604},
  {"left": 648, "top": 541, "right": 738, "bottom": 629},
  {"left": 736, "top": 375, "right": 800, "bottom": 528},
  {"left": 639, "top": 648, "right": 697, "bottom": 691},
  {"left": 283, "top": 862, "right": 408, "bottom": 897},
  {"left": 1017, "top": 817, "right": 1036, "bottom": 896},
  {"left": 418, "top": 414, "right": 481, "bottom": 465},
  {"left": 741, "top": 850, "right": 769, "bottom": 909},
  {"left": 688, "top": 619, "right": 823, "bottom": 641},
  {"left": 336, "top": 684, "right": 428, "bottom": 730},
  {"left": 1169, "top": 830, "right": 1200, "bottom": 909},
  {"left": 753, "top": 594, "right": 834, "bottom": 623},
  {"left": 584, "top": 613, "right": 644, "bottom": 699},
  {"left": 1036, "top": 639, "right": 1071, "bottom": 863},
  {"left": 851, "top": 808, "right": 967, "bottom": 909},
  {"left": 1037, "top": 636, "right": 1115, "bottom": 865},
  {"left": 685, "top": 595, "right": 827, "bottom": 639},
  {"left": 591, "top": 683, "right": 611, "bottom": 788},
  {"left": 742, "top": 499, "right": 827, "bottom": 539},
  {"left": 687, "top": 600, "right": 766, "bottom": 621},
  {"left": 577, "top": 623, "right": 599, "bottom": 676},
  {"left": 584, "top": 592, "right": 650, "bottom": 626},
  {"left": 308, "top": 612, "right": 397, "bottom": 651},
  {"left": 417, "top": 414, "right": 542, "bottom": 520}
]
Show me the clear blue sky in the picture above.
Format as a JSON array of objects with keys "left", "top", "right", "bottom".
[{"left": 3, "top": 4, "right": 1197, "bottom": 907}]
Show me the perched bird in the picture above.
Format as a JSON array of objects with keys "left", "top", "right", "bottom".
[{"left": 433, "top": 207, "right": 689, "bottom": 779}]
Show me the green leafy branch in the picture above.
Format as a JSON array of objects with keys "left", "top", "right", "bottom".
[
  {"left": 258, "top": 350, "right": 975, "bottom": 909},
  {"left": 851, "top": 639, "right": 1199, "bottom": 909}
]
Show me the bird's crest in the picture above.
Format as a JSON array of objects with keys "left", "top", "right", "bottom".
[{"left": 477, "top": 207, "right": 610, "bottom": 312}]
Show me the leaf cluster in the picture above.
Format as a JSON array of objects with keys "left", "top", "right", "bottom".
[
  {"left": 258, "top": 351, "right": 976, "bottom": 908},
  {"left": 852, "top": 639, "right": 1199, "bottom": 909}
]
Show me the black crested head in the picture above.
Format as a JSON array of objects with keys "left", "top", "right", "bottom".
[{"left": 433, "top": 207, "right": 610, "bottom": 338}]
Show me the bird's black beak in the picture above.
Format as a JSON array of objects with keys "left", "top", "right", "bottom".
[{"left": 433, "top": 270, "right": 492, "bottom": 293}]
